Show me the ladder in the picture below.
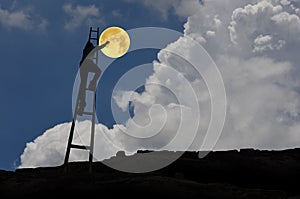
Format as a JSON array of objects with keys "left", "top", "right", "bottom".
[{"left": 64, "top": 27, "right": 100, "bottom": 173}]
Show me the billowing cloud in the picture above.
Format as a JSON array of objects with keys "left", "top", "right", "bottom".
[
  {"left": 20, "top": 0, "right": 300, "bottom": 168},
  {"left": 181, "top": 0, "right": 300, "bottom": 148},
  {"left": 63, "top": 3, "right": 102, "bottom": 31},
  {"left": 0, "top": 5, "right": 48, "bottom": 31}
]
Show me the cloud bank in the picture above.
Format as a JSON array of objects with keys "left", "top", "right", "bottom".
[{"left": 20, "top": 0, "right": 300, "bottom": 168}]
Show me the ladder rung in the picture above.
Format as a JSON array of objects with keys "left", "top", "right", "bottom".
[
  {"left": 91, "top": 30, "right": 98, "bottom": 32},
  {"left": 90, "top": 38, "right": 98, "bottom": 40},
  {"left": 70, "top": 144, "right": 90, "bottom": 150},
  {"left": 85, "top": 88, "right": 96, "bottom": 92},
  {"left": 82, "top": 111, "right": 94, "bottom": 115}
]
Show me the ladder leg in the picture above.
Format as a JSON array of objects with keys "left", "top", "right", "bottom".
[
  {"left": 89, "top": 38, "right": 99, "bottom": 173},
  {"left": 64, "top": 90, "right": 80, "bottom": 171},
  {"left": 88, "top": 27, "right": 92, "bottom": 42},
  {"left": 89, "top": 93, "right": 96, "bottom": 173},
  {"left": 64, "top": 119, "right": 76, "bottom": 172}
]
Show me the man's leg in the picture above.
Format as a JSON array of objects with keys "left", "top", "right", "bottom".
[
  {"left": 78, "top": 67, "right": 88, "bottom": 115},
  {"left": 87, "top": 62, "right": 102, "bottom": 91}
]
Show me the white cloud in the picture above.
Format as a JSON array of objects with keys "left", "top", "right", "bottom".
[
  {"left": 271, "top": 11, "right": 300, "bottom": 36},
  {"left": 37, "top": 19, "right": 49, "bottom": 32},
  {"left": 216, "top": 56, "right": 300, "bottom": 149},
  {"left": 126, "top": 0, "right": 202, "bottom": 20},
  {"left": 112, "top": 10, "right": 122, "bottom": 18},
  {"left": 253, "top": 34, "right": 286, "bottom": 52},
  {"left": 229, "top": 1, "right": 283, "bottom": 48},
  {"left": 20, "top": 0, "right": 300, "bottom": 168},
  {"left": 254, "top": 34, "right": 273, "bottom": 46},
  {"left": 226, "top": 1, "right": 300, "bottom": 57},
  {"left": 20, "top": 121, "right": 121, "bottom": 168},
  {"left": 206, "top": 30, "right": 216, "bottom": 38},
  {"left": 63, "top": 3, "right": 102, "bottom": 31},
  {"left": 280, "top": 0, "right": 291, "bottom": 6},
  {"left": 0, "top": 5, "right": 48, "bottom": 31}
]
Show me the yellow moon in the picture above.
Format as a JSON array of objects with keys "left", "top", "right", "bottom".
[{"left": 99, "top": 26, "right": 130, "bottom": 58}]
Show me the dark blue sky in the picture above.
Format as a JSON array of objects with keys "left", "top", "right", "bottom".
[{"left": 0, "top": 0, "right": 184, "bottom": 170}]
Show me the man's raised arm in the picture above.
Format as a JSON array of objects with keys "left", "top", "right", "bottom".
[{"left": 98, "top": 41, "right": 110, "bottom": 50}]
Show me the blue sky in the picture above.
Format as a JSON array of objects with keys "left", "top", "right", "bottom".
[{"left": 0, "top": 0, "right": 184, "bottom": 170}]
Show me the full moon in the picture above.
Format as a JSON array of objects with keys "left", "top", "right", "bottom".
[{"left": 99, "top": 26, "right": 130, "bottom": 58}]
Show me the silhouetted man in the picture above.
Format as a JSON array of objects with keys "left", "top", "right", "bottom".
[{"left": 78, "top": 40, "right": 109, "bottom": 115}]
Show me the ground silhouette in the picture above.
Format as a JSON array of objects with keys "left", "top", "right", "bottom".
[{"left": 1, "top": 149, "right": 300, "bottom": 198}]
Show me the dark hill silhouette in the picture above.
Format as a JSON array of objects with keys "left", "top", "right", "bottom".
[{"left": 1, "top": 149, "right": 300, "bottom": 198}]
